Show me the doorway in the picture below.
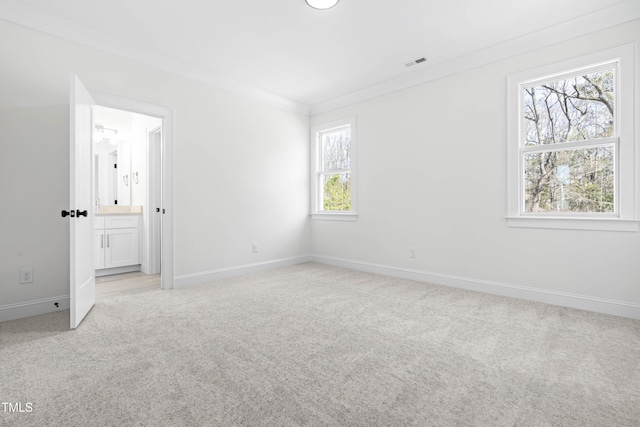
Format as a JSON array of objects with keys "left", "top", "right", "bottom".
[
  {"left": 90, "top": 91, "right": 174, "bottom": 291},
  {"left": 93, "top": 106, "right": 161, "bottom": 297}
]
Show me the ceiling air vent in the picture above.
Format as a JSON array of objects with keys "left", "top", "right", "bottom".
[{"left": 405, "top": 57, "right": 427, "bottom": 67}]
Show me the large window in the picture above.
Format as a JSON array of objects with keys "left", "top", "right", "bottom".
[
  {"left": 507, "top": 45, "right": 637, "bottom": 231},
  {"left": 310, "top": 117, "right": 357, "bottom": 220}
]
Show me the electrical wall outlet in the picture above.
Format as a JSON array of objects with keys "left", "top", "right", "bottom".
[
  {"left": 409, "top": 248, "right": 417, "bottom": 259},
  {"left": 20, "top": 268, "right": 34, "bottom": 284},
  {"left": 252, "top": 243, "right": 259, "bottom": 253}
]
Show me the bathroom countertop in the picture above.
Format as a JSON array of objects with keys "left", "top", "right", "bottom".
[
  {"left": 96, "top": 205, "right": 143, "bottom": 215},
  {"left": 96, "top": 212, "right": 143, "bottom": 216}
]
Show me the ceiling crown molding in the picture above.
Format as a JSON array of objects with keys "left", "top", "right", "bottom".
[
  {"left": 309, "top": 0, "right": 640, "bottom": 115},
  {"left": 1, "top": 1, "right": 638, "bottom": 117},
  {"left": 0, "top": 0, "right": 310, "bottom": 116}
]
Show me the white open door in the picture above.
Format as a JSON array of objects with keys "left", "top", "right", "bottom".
[{"left": 69, "top": 75, "right": 96, "bottom": 329}]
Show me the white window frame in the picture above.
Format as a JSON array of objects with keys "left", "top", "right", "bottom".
[
  {"left": 506, "top": 44, "right": 638, "bottom": 232},
  {"left": 310, "top": 117, "right": 357, "bottom": 221}
]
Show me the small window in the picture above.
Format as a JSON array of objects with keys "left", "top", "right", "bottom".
[
  {"left": 310, "top": 118, "right": 357, "bottom": 220},
  {"left": 507, "top": 45, "right": 638, "bottom": 231}
]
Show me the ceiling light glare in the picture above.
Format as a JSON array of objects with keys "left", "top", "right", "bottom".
[{"left": 306, "top": 0, "right": 339, "bottom": 10}]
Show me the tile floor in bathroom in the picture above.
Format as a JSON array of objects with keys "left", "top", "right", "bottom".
[{"left": 96, "top": 271, "right": 161, "bottom": 299}]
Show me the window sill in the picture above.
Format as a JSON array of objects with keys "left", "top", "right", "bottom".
[
  {"left": 506, "top": 216, "right": 639, "bottom": 232},
  {"left": 311, "top": 212, "right": 358, "bottom": 222}
]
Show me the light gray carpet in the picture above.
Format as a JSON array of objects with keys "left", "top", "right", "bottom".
[{"left": 1, "top": 263, "right": 639, "bottom": 426}]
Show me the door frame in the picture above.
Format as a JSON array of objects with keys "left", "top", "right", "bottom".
[
  {"left": 90, "top": 91, "right": 174, "bottom": 290},
  {"left": 147, "top": 126, "right": 162, "bottom": 275}
]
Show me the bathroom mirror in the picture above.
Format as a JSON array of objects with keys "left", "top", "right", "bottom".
[
  {"left": 93, "top": 106, "right": 135, "bottom": 209},
  {"left": 94, "top": 135, "right": 130, "bottom": 207}
]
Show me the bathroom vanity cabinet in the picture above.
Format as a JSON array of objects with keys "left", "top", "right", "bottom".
[{"left": 94, "top": 215, "right": 140, "bottom": 274}]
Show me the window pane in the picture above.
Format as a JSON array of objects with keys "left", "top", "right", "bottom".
[
  {"left": 523, "top": 68, "right": 614, "bottom": 146},
  {"left": 321, "top": 127, "right": 351, "bottom": 171},
  {"left": 524, "top": 146, "right": 614, "bottom": 213},
  {"left": 321, "top": 172, "right": 351, "bottom": 211}
]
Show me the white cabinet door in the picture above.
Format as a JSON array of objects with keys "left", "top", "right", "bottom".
[
  {"left": 105, "top": 228, "right": 139, "bottom": 268},
  {"left": 95, "top": 215, "right": 140, "bottom": 272},
  {"left": 94, "top": 230, "right": 105, "bottom": 270}
]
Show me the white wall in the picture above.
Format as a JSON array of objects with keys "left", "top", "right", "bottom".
[
  {"left": 130, "top": 112, "right": 159, "bottom": 207},
  {"left": 2, "top": 16, "right": 639, "bottom": 321},
  {"left": 310, "top": 20, "right": 640, "bottom": 312},
  {"left": 0, "top": 105, "right": 69, "bottom": 309},
  {"left": 0, "top": 20, "right": 310, "bottom": 315}
]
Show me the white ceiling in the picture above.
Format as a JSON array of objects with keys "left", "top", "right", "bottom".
[{"left": 1, "top": 0, "right": 638, "bottom": 114}]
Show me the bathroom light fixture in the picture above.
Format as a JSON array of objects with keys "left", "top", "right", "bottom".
[
  {"left": 94, "top": 123, "right": 119, "bottom": 145},
  {"left": 94, "top": 124, "right": 118, "bottom": 137},
  {"left": 306, "top": 0, "right": 339, "bottom": 10}
]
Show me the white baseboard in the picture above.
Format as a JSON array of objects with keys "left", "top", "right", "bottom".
[
  {"left": 310, "top": 255, "right": 640, "bottom": 320},
  {"left": 95, "top": 265, "right": 141, "bottom": 277},
  {"left": 5, "top": 254, "right": 637, "bottom": 322},
  {"left": 0, "top": 295, "right": 70, "bottom": 323},
  {"left": 174, "top": 255, "right": 314, "bottom": 288}
]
